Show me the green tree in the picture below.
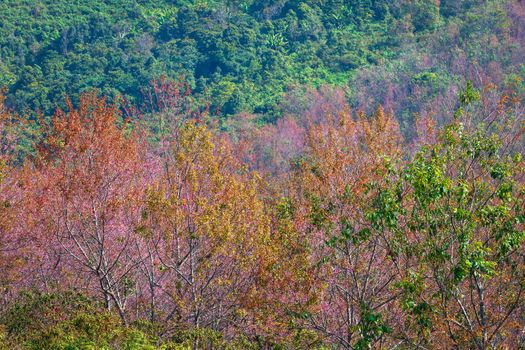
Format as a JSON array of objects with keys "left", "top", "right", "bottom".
[{"left": 368, "top": 84, "right": 525, "bottom": 348}]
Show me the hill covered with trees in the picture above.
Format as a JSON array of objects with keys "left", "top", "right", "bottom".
[
  {"left": 0, "top": 0, "right": 524, "bottom": 349},
  {"left": 2, "top": 0, "right": 524, "bottom": 121}
]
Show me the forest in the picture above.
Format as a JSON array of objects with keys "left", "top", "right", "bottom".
[{"left": 0, "top": 0, "right": 524, "bottom": 349}]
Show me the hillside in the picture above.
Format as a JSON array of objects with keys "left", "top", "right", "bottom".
[
  {"left": 0, "top": 1, "right": 525, "bottom": 349},
  {"left": 2, "top": 0, "right": 523, "bottom": 121}
]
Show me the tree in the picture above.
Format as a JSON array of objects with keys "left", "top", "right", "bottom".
[
  {"left": 368, "top": 85, "right": 525, "bottom": 348},
  {"left": 139, "top": 121, "right": 274, "bottom": 343},
  {"left": 0, "top": 92, "right": 24, "bottom": 306},
  {"left": 27, "top": 92, "right": 147, "bottom": 324},
  {"left": 286, "top": 104, "right": 404, "bottom": 348}
]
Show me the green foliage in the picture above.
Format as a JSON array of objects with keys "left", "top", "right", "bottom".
[
  {"left": 0, "top": 291, "right": 156, "bottom": 349},
  {"left": 363, "top": 82, "right": 525, "bottom": 346},
  {"left": 459, "top": 80, "right": 480, "bottom": 106},
  {"left": 396, "top": 272, "right": 433, "bottom": 335},
  {"left": 1, "top": 0, "right": 508, "bottom": 119},
  {"left": 0, "top": 291, "right": 266, "bottom": 349},
  {"left": 168, "top": 328, "right": 258, "bottom": 350},
  {"left": 354, "top": 304, "right": 391, "bottom": 350},
  {"left": 24, "top": 313, "right": 157, "bottom": 350},
  {"left": 1, "top": 291, "right": 96, "bottom": 342}
]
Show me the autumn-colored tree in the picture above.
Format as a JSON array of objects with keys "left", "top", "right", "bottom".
[
  {"left": 285, "top": 104, "right": 405, "bottom": 349},
  {"left": 231, "top": 86, "right": 353, "bottom": 176},
  {"left": 229, "top": 113, "right": 305, "bottom": 175},
  {"left": 25, "top": 92, "right": 147, "bottom": 323},
  {"left": 138, "top": 121, "right": 274, "bottom": 342},
  {"left": 0, "top": 92, "right": 24, "bottom": 306}
]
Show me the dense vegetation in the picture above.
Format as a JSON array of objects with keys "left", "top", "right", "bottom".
[
  {"left": 0, "top": 0, "right": 524, "bottom": 349},
  {"left": 0, "top": 81, "right": 523, "bottom": 349},
  {"left": 1, "top": 0, "right": 524, "bottom": 122}
]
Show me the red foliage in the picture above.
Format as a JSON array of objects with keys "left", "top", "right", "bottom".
[{"left": 23, "top": 92, "right": 147, "bottom": 323}]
